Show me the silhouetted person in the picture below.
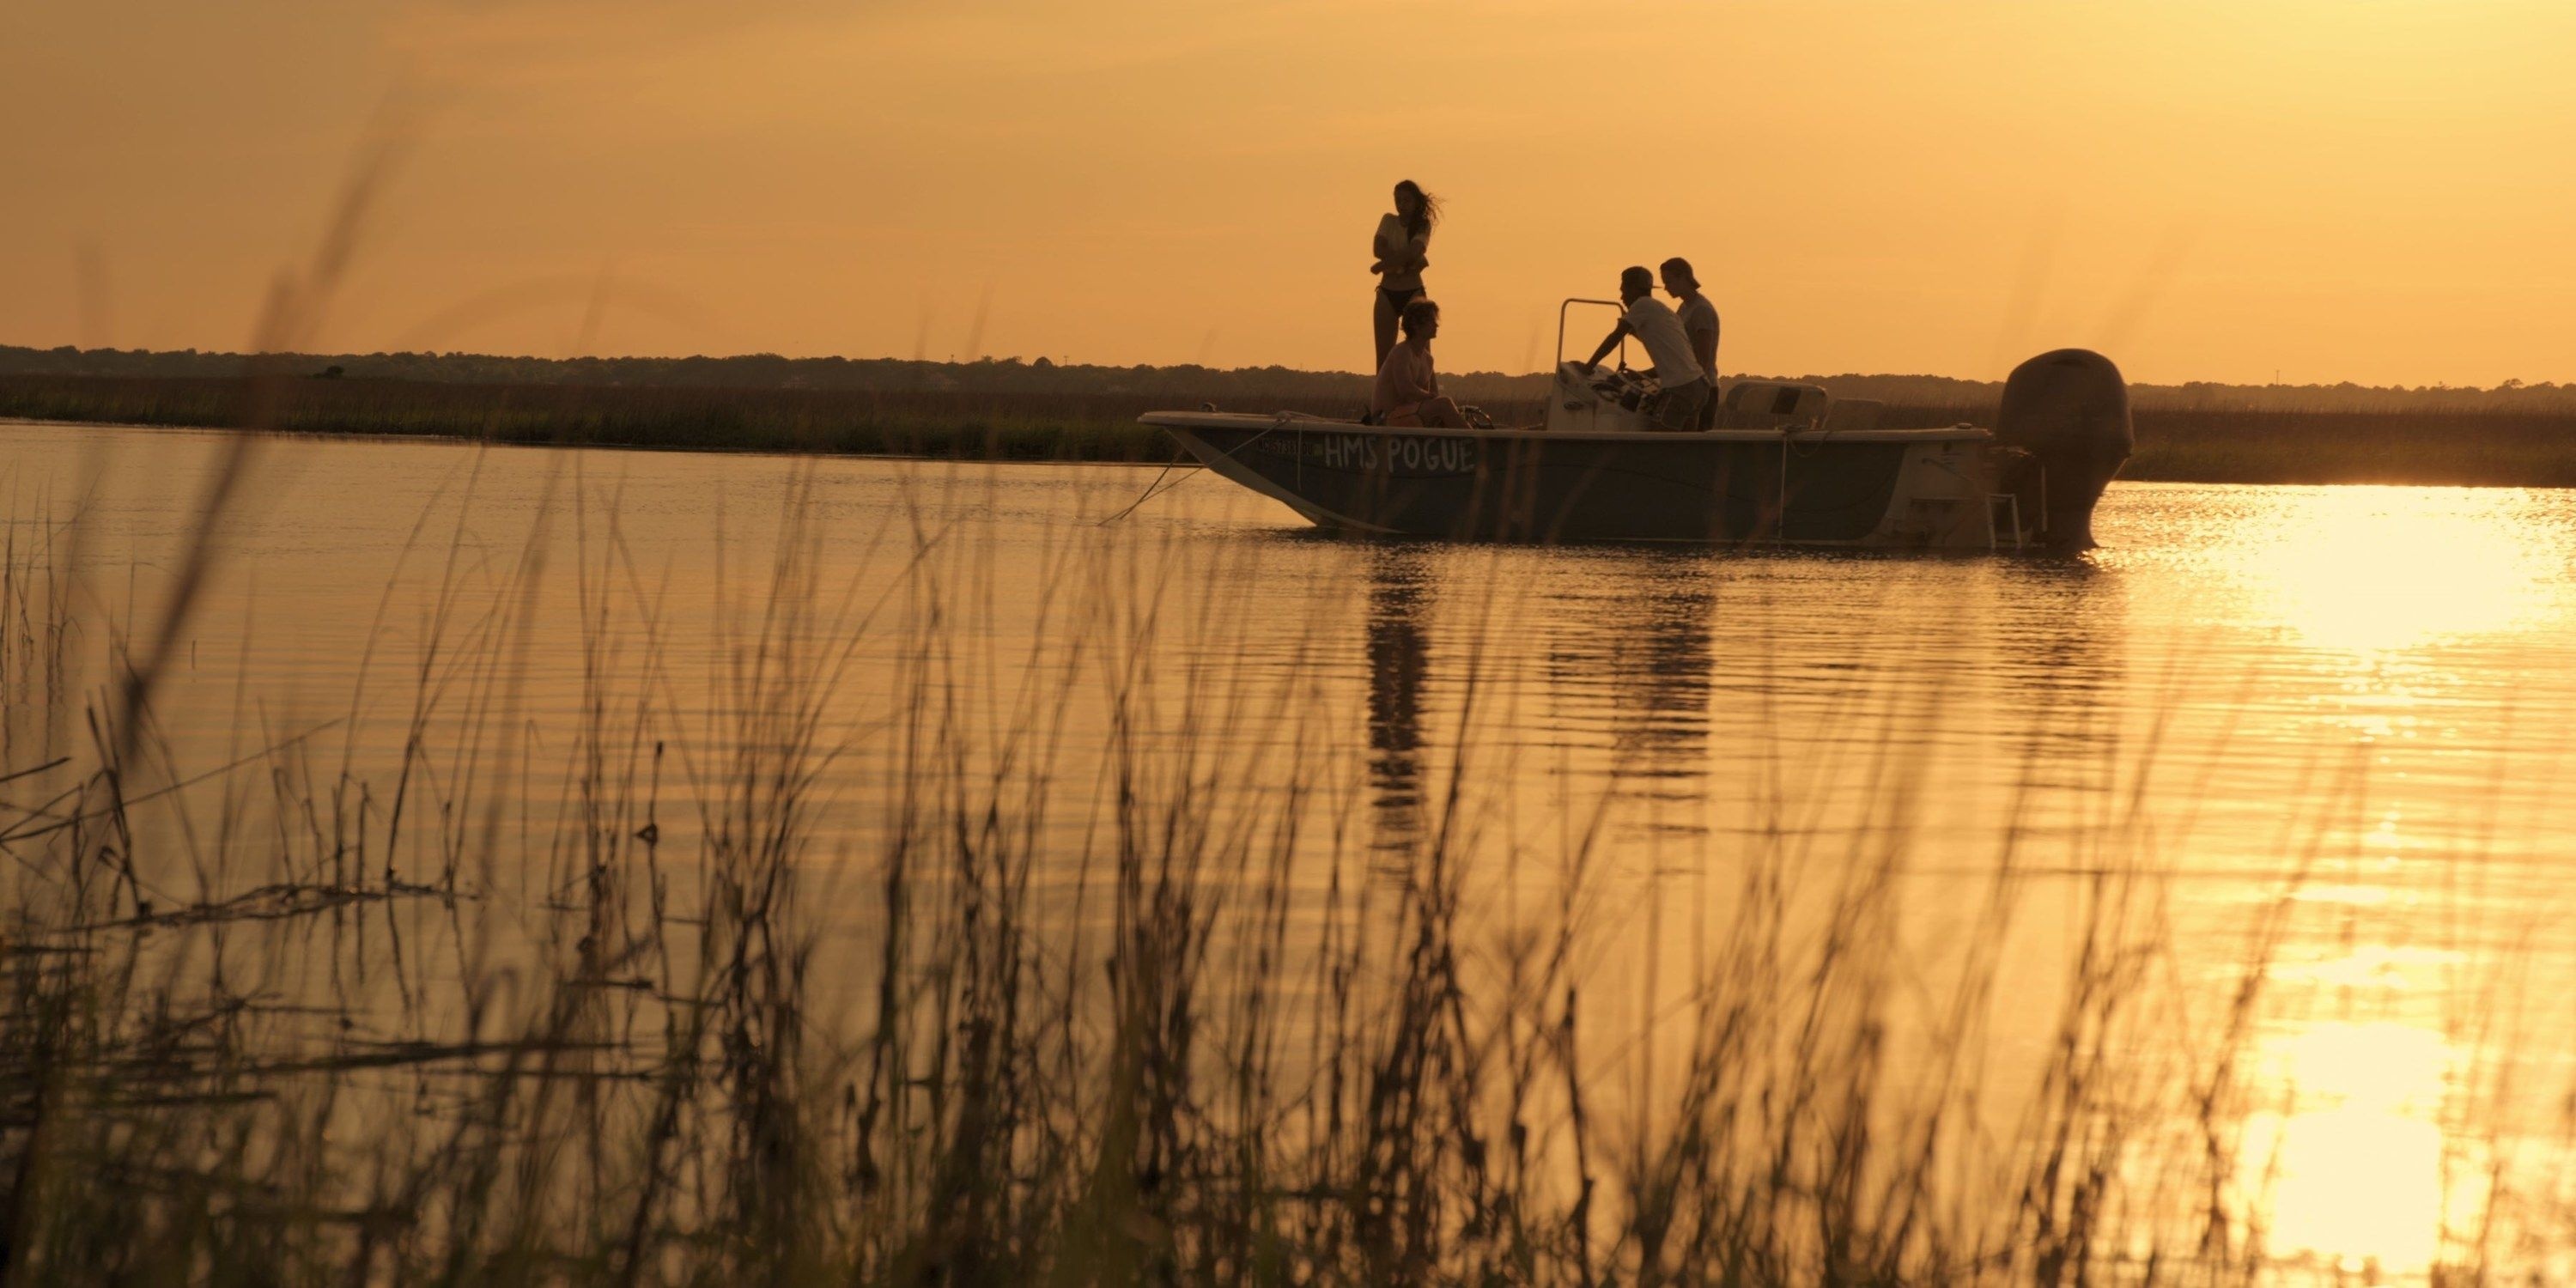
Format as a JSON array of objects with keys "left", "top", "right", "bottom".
[
  {"left": 1372, "top": 180, "right": 1440, "bottom": 368},
  {"left": 1662, "top": 257, "right": 1721, "bottom": 428},
  {"left": 1373, "top": 299, "right": 1467, "bottom": 428},
  {"left": 1584, "top": 265, "right": 1709, "bottom": 430}
]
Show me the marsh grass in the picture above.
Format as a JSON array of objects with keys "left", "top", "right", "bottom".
[
  {"left": 16, "top": 377, "right": 2576, "bottom": 487},
  {"left": 2120, "top": 408, "right": 2576, "bottom": 488},
  {"left": 2, "top": 437, "right": 2571, "bottom": 1286},
  {"left": 0, "top": 376, "right": 1352, "bottom": 464},
  {"left": 1881, "top": 403, "right": 2576, "bottom": 489}
]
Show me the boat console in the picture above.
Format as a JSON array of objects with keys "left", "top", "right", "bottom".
[
  {"left": 1546, "top": 361, "right": 1662, "bottom": 434},
  {"left": 1544, "top": 299, "right": 1868, "bottom": 436}
]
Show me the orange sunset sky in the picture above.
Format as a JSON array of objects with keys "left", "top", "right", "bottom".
[{"left": 5, "top": 0, "right": 2573, "bottom": 386}]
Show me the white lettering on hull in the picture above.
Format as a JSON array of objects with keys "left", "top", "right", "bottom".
[{"left": 1251, "top": 433, "right": 1477, "bottom": 477}]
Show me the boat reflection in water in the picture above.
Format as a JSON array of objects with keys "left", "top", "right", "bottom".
[
  {"left": 1363, "top": 545, "right": 1433, "bottom": 858},
  {"left": 1360, "top": 542, "right": 1722, "bottom": 863},
  {"left": 1534, "top": 553, "right": 1716, "bottom": 838}
]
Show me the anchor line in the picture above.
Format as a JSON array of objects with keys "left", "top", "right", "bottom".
[
  {"left": 1097, "top": 411, "right": 1315, "bottom": 526},
  {"left": 1097, "top": 459, "right": 1187, "bottom": 526}
]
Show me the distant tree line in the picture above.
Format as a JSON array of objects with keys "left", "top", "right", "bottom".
[{"left": 5, "top": 343, "right": 2573, "bottom": 415}]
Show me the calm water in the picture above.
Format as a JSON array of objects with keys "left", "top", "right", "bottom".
[{"left": 10, "top": 420, "right": 2576, "bottom": 1273}]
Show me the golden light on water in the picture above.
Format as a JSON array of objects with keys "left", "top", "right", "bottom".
[
  {"left": 2184, "top": 488, "right": 2567, "bottom": 1274},
  {"left": 2242, "top": 1018, "right": 2482, "bottom": 1276},
  {"left": 2246, "top": 489, "right": 2555, "bottom": 653}
]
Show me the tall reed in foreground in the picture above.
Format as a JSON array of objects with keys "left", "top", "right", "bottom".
[{"left": 1, "top": 453, "right": 2568, "bottom": 1286}]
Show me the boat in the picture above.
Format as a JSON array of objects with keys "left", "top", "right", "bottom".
[{"left": 1139, "top": 299, "right": 2132, "bottom": 550}]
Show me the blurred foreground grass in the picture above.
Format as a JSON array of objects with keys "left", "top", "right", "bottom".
[{"left": 3, "top": 438, "right": 2573, "bottom": 1285}]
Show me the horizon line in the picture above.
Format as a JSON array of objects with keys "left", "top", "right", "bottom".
[{"left": 7, "top": 341, "right": 2570, "bottom": 397}]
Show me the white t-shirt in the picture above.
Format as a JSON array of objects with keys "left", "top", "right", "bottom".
[
  {"left": 1375, "top": 213, "right": 1425, "bottom": 291},
  {"left": 1623, "top": 296, "right": 1704, "bottom": 386}
]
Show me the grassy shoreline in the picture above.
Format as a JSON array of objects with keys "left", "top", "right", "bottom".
[{"left": 9, "top": 372, "right": 2576, "bottom": 487}]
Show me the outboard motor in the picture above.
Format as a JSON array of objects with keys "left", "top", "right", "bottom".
[{"left": 1995, "top": 349, "right": 2131, "bottom": 549}]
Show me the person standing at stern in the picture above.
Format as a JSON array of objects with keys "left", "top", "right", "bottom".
[
  {"left": 1372, "top": 299, "right": 1467, "bottom": 428},
  {"left": 1372, "top": 180, "right": 1441, "bottom": 368},
  {"left": 1662, "top": 257, "right": 1722, "bottom": 428},
  {"left": 1585, "top": 265, "right": 1710, "bottom": 431}
]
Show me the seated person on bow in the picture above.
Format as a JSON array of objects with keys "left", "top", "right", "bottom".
[
  {"left": 1372, "top": 298, "right": 1467, "bottom": 428},
  {"left": 1583, "top": 265, "right": 1710, "bottom": 430}
]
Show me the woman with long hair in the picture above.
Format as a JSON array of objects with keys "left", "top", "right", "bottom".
[{"left": 1371, "top": 179, "right": 1441, "bottom": 369}]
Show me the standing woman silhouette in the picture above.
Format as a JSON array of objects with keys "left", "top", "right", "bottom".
[{"left": 1371, "top": 180, "right": 1441, "bottom": 369}]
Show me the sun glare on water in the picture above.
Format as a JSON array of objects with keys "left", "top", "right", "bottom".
[
  {"left": 2245, "top": 489, "right": 2555, "bottom": 653},
  {"left": 2241, "top": 1018, "right": 2483, "bottom": 1277},
  {"left": 2202, "top": 488, "right": 2567, "bottom": 1276}
]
